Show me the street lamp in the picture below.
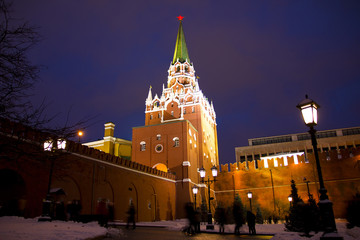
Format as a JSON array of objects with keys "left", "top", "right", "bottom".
[
  {"left": 40, "top": 138, "right": 67, "bottom": 221},
  {"left": 297, "top": 95, "right": 339, "bottom": 235},
  {"left": 78, "top": 130, "right": 83, "bottom": 143},
  {"left": 192, "top": 185, "right": 198, "bottom": 209},
  {"left": 199, "top": 165, "right": 217, "bottom": 230},
  {"left": 247, "top": 191, "right": 253, "bottom": 212},
  {"left": 288, "top": 195, "right": 293, "bottom": 208}
]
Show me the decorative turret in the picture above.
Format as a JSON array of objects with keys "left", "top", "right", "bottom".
[
  {"left": 146, "top": 86, "right": 153, "bottom": 106},
  {"left": 145, "top": 16, "right": 217, "bottom": 126},
  {"left": 167, "top": 16, "right": 196, "bottom": 89}
]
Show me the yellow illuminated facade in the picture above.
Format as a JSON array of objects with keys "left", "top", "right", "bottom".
[{"left": 83, "top": 122, "right": 132, "bottom": 160}]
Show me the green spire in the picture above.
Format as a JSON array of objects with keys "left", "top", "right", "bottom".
[{"left": 172, "top": 17, "right": 190, "bottom": 64}]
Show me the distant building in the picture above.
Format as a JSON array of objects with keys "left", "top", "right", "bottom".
[
  {"left": 83, "top": 122, "right": 132, "bottom": 160},
  {"left": 235, "top": 126, "right": 360, "bottom": 169}
]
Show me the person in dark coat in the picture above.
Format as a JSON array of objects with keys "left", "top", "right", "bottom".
[
  {"left": 233, "top": 202, "right": 244, "bottom": 235},
  {"left": 217, "top": 206, "right": 226, "bottom": 233},
  {"left": 194, "top": 208, "right": 201, "bottom": 233},
  {"left": 247, "top": 211, "right": 256, "bottom": 235},
  {"left": 184, "top": 202, "right": 196, "bottom": 235},
  {"left": 126, "top": 203, "right": 136, "bottom": 229}
]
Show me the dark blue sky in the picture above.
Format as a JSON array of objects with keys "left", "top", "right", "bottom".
[{"left": 13, "top": 0, "right": 360, "bottom": 164}]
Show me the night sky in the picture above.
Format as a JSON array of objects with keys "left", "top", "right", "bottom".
[{"left": 12, "top": 0, "right": 360, "bottom": 165}]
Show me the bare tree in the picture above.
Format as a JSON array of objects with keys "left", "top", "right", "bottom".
[
  {"left": 0, "top": 0, "right": 94, "bottom": 159},
  {"left": 0, "top": 0, "right": 42, "bottom": 125}
]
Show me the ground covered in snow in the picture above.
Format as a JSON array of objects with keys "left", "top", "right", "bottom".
[
  {"left": 0, "top": 216, "right": 107, "bottom": 240},
  {"left": 0, "top": 216, "right": 359, "bottom": 240}
]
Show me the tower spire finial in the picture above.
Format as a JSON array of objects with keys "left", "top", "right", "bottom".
[{"left": 172, "top": 16, "right": 190, "bottom": 64}]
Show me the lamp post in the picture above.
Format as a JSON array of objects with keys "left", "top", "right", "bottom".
[
  {"left": 303, "top": 177, "right": 313, "bottom": 200},
  {"left": 297, "top": 95, "right": 339, "bottom": 235},
  {"left": 40, "top": 138, "right": 66, "bottom": 221},
  {"left": 288, "top": 195, "right": 293, "bottom": 208},
  {"left": 199, "top": 165, "right": 217, "bottom": 230},
  {"left": 247, "top": 191, "right": 253, "bottom": 212},
  {"left": 192, "top": 185, "right": 198, "bottom": 210}
]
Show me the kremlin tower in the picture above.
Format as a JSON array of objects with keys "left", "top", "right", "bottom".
[{"left": 132, "top": 16, "right": 219, "bottom": 218}]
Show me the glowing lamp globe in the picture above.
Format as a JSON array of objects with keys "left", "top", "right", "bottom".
[
  {"left": 44, "top": 139, "right": 53, "bottom": 151},
  {"left": 288, "top": 196, "right": 293, "bottom": 202},
  {"left": 211, "top": 165, "right": 218, "bottom": 177},
  {"left": 296, "top": 95, "right": 320, "bottom": 127},
  {"left": 192, "top": 185, "right": 198, "bottom": 195},
  {"left": 199, "top": 167, "right": 206, "bottom": 178},
  {"left": 57, "top": 139, "right": 66, "bottom": 150},
  {"left": 247, "top": 191, "right": 253, "bottom": 199}
]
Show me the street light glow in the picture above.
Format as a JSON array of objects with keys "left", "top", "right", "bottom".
[
  {"left": 44, "top": 140, "right": 53, "bottom": 151},
  {"left": 296, "top": 95, "right": 320, "bottom": 127},
  {"left": 199, "top": 167, "right": 206, "bottom": 178},
  {"left": 211, "top": 165, "right": 218, "bottom": 177}
]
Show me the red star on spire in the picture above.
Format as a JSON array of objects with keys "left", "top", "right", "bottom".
[{"left": 177, "top": 15, "right": 184, "bottom": 21}]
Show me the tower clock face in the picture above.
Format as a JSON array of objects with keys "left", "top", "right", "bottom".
[{"left": 155, "top": 144, "right": 163, "bottom": 153}]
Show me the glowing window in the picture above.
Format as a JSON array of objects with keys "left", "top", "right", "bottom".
[
  {"left": 194, "top": 134, "right": 196, "bottom": 141},
  {"left": 294, "top": 155, "right": 299, "bottom": 164},
  {"left": 150, "top": 114, "right": 153, "bottom": 120},
  {"left": 189, "top": 129, "right": 192, "bottom": 135},
  {"left": 171, "top": 111, "right": 174, "bottom": 116},
  {"left": 264, "top": 159, "right": 269, "bottom": 168},
  {"left": 156, "top": 134, "right": 161, "bottom": 140},
  {"left": 140, "top": 141, "right": 146, "bottom": 151},
  {"left": 274, "top": 159, "right": 278, "bottom": 167},
  {"left": 192, "top": 106, "right": 195, "bottom": 113},
  {"left": 283, "top": 156, "right": 288, "bottom": 166},
  {"left": 183, "top": 108, "right": 186, "bottom": 114}
]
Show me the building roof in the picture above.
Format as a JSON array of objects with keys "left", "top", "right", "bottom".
[{"left": 172, "top": 18, "right": 190, "bottom": 64}]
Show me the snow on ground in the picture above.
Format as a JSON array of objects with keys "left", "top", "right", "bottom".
[
  {"left": 0, "top": 216, "right": 359, "bottom": 240},
  {"left": 0, "top": 216, "right": 108, "bottom": 240},
  {"left": 135, "top": 219, "right": 360, "bottom": 240}
]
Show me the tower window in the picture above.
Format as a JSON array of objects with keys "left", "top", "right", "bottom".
[
  {"left": 173, "top": 137, "right": 180, "bottom": 147},
  {"left": 171, "top": 111, "right": 174, "bottom": 116},
  {"left": 157, "top": 134, "right": 161, "bottom": 140},
  {"left": 183, "top": 108, "right": 186, "bottom": 114},
  {"left": 158, "top": 113, "right": 161, "bottom": 118},
  {"left": 140, "top": 141, "right": 146, "bottom": 151},
  {"left": 150, "top": 115, "right": 153, "bottom": 120},
  {"left": 192, "top": 106, "right": 195, "bottom": 113}
]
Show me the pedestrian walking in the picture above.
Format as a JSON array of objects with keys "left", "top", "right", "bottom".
[
  {"left": 216, "top": 206, "right": 226, "bottom": 233},
  {"left": 184, "top": 202, "right": 196, "bottom": 235},
  {"left": 247, "top": 211, "right": 256, "bottom": 235},
  {"left": 233, "top": 201, "right": 244, "bottom": 235},
  {"left": 126, "top": 203, "right": 136, "bottom": 229}
]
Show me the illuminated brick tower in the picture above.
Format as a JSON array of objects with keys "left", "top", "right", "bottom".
[{"left": 132, "top": 16, "right": 219, "bottom": 218}]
